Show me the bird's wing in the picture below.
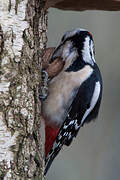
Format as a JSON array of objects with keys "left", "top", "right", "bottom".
[{"left": 45, "top": 71, "right": 102, "bottom": 174}]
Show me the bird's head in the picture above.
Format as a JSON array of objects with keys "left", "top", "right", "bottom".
[{"left": 50, "top": 29, "right": 96, "bottom": 70}]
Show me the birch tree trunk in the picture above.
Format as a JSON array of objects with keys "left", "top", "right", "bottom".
[{"left": 0, "top": 0, "right": 47, "bottom": 179}]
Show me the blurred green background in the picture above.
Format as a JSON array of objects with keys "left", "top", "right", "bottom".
[{"left": 46, "top": 8, "right": 120, "bottom": 180}]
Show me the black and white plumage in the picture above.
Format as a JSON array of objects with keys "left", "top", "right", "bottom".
[{"left": 41, "top": 28, "right": 103, "bottom": 175}]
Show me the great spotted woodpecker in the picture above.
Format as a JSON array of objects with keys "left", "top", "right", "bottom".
[{"left": 41, "top": 28, "right": 103, "bottom": 175}]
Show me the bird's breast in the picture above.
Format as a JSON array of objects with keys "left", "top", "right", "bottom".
[{"left": 41, "top": 65, "right": 93, "bottom": 128}]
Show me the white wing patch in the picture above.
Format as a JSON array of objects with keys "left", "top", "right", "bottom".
[{"left": 81, "top": 81, "right": 101, "bottom": 125}]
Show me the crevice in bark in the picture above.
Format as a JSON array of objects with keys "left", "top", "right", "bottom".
[
  {"left": 15, "top": 0, "right": 21, "bottom": 14},
  {"left": 8, "top": 0, "right": 12, "bottom": 12},
  {"left": 0, "top": 25, "right": 4, "bottom": 69}
]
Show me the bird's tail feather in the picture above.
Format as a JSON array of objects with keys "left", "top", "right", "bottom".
[{"left": 45, "top": 143, "right": 62, "bottom": 175}]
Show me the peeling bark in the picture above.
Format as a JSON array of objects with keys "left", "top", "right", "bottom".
[{"left": 0, "top": 0, "right": 47, "bottom": 179}]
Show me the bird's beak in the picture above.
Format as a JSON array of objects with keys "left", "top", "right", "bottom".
[{"left": 50, "top": 43, "right": 64, "bottom": 63}]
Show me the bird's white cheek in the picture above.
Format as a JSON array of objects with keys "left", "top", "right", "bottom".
[
  {"left": 82, "top": 37, "right": 95, "bottom": 66},
  {"left": 62, "top": 41, "right": 72, "bottom": 59}
]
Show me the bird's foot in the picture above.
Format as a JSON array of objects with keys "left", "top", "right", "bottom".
[{"left": 39, "top": 70, "right": 49, "bottom": 100}]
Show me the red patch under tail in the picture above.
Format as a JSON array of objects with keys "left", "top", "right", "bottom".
[{"left": 45, "top": 124, "right": 59, "bottom": 157}]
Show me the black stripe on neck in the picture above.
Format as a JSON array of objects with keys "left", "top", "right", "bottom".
[{"left": 65, "top": 57, "right": 86, "bottom": 72}]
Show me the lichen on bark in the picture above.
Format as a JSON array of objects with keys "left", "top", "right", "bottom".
[{"left": 0, "top": 0, "right": 47, "bottom": 179}]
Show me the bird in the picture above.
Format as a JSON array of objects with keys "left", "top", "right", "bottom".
[{"left": 41, "top": 28, "right": 103, "bottom": 175}]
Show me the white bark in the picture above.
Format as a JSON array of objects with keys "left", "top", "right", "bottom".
[{"left": 0, "top": 0, "right": 47, "bottom": 179}]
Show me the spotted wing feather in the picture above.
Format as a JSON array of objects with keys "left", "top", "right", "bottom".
[{"left": 45, "top": 64, "right": 102, "bottom": 174}]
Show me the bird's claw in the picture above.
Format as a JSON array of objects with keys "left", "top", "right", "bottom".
[{"left": 39, "top": 70, "right": 49, "bottom": 100}]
